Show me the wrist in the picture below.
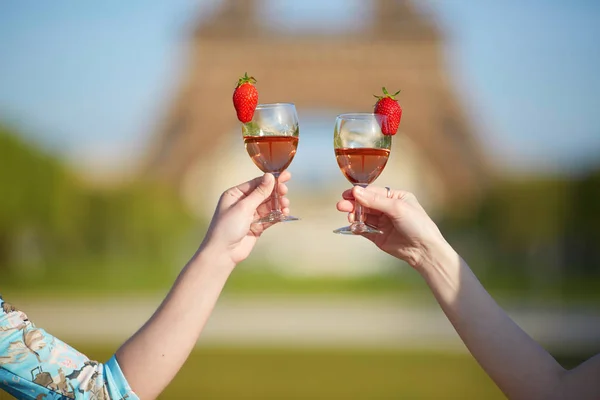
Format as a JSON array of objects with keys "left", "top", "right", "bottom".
[
  {"left": 412, "top": 236, "right": 456, "bottom": 275},
  {"left": 193, "top": 241, "right": 237, "bottom": 274}
]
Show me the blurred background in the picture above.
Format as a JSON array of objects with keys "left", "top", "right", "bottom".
[{"left": 1, "top": 0, "right": 599, "bottom": 398}]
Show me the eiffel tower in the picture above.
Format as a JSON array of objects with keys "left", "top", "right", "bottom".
[{"left": 144, "top": 0, "right": 489, "bottom": 212}]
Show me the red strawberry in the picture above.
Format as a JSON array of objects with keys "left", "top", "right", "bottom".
[
  {"left": 374, "top": 87, "right": 402, "bottom": 135},
  {"left": 233, "top": 72, "right": 259, "bottom": 123}
]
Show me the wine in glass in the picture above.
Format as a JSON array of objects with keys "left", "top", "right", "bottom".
[
  {"left": 333, "top": 113, "right": 391, "bottom": 234},
  {"left": 243, "top": 103, "right": 300, "bottom": 223}
]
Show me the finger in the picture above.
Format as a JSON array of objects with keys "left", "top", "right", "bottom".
[
  {"left": 343, "top": 185, "right": 410, "bottom": 201},
  {"left": 278, "top": 182, "right": 288, "bottom": 196},
  {"left": 235, "top": 171, "right": 291, "bottom": 197},
  {"left": 341, "top": 189, "right": 355, "bottom": 200},
  {"left": 352, "top": 186, "right": 396, "bottom": 215},
  {"left": 233, "top": 175, "right": 267, "bottom": 197},
  {"left": 250, "top": 222, "right": 269, "bottom": 237},
  {"left": 337, "top": 200, "right": 383, "bottom": 217},
  {"left": 282, "top": 207, "right": 290, "bottom": 215},
  {"left": 257, "top": 194, "right": 290, "bottom": 208},
  {"left": 342, "top": 186, "right": 388, "bottom": 200},
  {"left": 337, "top": 199, "right": 354, "bottom": 212},
  {"left": 256, "top": 196, "right": 290, "bottom": 216},
  {"left": 240, "top": 173, "right": 276, "bottom": 210},
  {"left": 278, "top": 170, "right": 291, "bottom": 183},
  {"left": 363, "top": 185, "right": 390, "bottom": 198}
]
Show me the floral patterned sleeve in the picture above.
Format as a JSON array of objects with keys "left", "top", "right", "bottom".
[{"left": 0, "top": 295, "right": 139, "bottom": 400}]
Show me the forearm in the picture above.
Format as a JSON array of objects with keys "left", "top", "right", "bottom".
[
  {"left": 116, "top": 243, "right": 234, "bottom": 400},
  {"left": 417, "top": 241, "right": 566, "bottom": 400}
]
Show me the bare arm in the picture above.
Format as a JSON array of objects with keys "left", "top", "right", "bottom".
[
  {"left": 419, "top": 241, "right": 600, "bottom": 400},
  {"left": 116, "top": 172, "right": 291, "bottom": 399},
  {"left": 115, "top": 245, "right": 234, "bottom": 399},
  {"left": 338, "top": 185, "right": 600, "bottom": 400}
]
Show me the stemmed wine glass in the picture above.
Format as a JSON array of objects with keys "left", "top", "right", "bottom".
[
  {"left": 333, "top": 113, "right": 391, "bottom": 234},
  {"left": 242, "top": 103, "right": 300, "bottom": 223}
]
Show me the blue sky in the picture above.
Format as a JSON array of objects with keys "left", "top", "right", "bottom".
[{"left": 1, "top": 0, "right": 599, "bottom": 176}]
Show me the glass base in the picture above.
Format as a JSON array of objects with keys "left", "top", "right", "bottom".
[
  {"left": 333, "top": 222, "right": 382, "bottom": 235},
  {"left": 254, "top": 210, "right": 299, "bottom": 224}
]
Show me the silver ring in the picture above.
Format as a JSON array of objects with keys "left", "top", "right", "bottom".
[{"left": 385, "top": 186, "right": 392, "bottom": 198}]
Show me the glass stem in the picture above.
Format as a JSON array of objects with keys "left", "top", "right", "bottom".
[
  {"left": 272, "top": 173, "right": 281, "bottom": 213},
  {"left": 354, "top": 184, "right": 366, "bottom": 225}
]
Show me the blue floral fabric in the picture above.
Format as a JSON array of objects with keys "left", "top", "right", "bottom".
[{"left": 0, "top": 295, "right": 138, "bottom": 400}]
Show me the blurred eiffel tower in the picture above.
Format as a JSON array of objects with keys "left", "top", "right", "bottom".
[{"left": 144, "top": 0, "right": 489, "bottom": 214}]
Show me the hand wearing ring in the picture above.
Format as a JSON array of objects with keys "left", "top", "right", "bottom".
[{"left": 336, "top": 185, "right": 447, "bottom": 269}]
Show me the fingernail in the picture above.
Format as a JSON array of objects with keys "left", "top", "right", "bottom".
[{"left": 355, "top": 186, "right": 365, "bottom": 195}]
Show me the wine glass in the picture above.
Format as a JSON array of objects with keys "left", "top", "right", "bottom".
[
  {"left": 242, "top": 103, "right": 300, "bottom": 223},
  {"left": 333, "top": 113, "right": 391, "bottom": 234}
]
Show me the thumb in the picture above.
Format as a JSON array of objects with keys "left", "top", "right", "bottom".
[
  {"left": 241, "top": 173, "right": 276, "bottom": 210},
  {"left": 353, "top": 186, "right": 396, "bottom": 215}
]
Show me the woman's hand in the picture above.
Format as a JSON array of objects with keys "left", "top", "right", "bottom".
[
  {"left": 336, "top": 185, "right": 446, "bottom": 269},
  {"left": 202, "top": 171, "right": 291, "bottom": 265}
]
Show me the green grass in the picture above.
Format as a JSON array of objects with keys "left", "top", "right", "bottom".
[
  {"left": 1, "top": 260, "right": 429, "bottom": 300},
  {"left": 93, "top": 347, "right": 503, "bottom": 399},
  {"left": 0, "top": 345, "right": 591, "bottom": 399},
  {"left": 224, "top": 268, "right": 427, "bottom": 295},
  {"left": 2, "top": 259, "right": 177, "bottom": 297},
  {"left": 3, "top": 258, "right": 600, "bottom": 305}
]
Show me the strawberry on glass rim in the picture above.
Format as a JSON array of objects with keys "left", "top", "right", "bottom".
[
  {"left": 373, "top": 87, "right": 402, "bottom": 135},
  {"left": 234, "top": 73, "right": 301, "bottom": 224},
  {"left": 233, "top": 72, "right": 259, "bottom": 123}
]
